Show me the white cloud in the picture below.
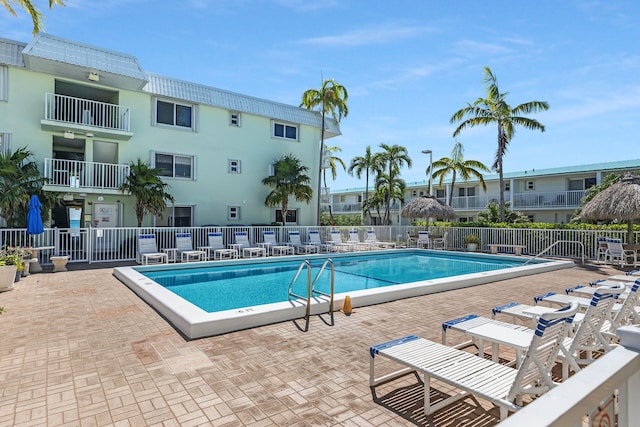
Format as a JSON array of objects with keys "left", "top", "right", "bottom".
[{"left": 298, "top": 25, "right": 431, "bottom": 47}]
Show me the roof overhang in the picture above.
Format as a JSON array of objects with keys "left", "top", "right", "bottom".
[{"left": 22, "top": 33, "right": 148, "bottom": 91}]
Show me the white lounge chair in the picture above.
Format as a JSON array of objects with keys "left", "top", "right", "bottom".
[
  {"left": 371, "top": 302, "right": 580, "bottom": 420},
  {"left": 596, "top": 237, "right": 608, "bottom": 263},
  {"left": 416, "top": 231, "right": 431, "bottom": 249},
  {"left": 605, "top": 238, "right": 637, "bottom": 267},
  {"left": 556, "top": 283, "right": 627, "bottom": 378},
  {"left": 329, "top": 230, "right": 351, "bottom": 251},
  {"left": 263, "top": 230, "right": 294, "bottom": 256},
  {"left": 432, "top": 231, "right": 448, "bottom": 250},
  {"left": 308, "top": 230, "right": 336, "bottom": 253},
  {"left": 198, "top": 232, "right": 238, "bottom": 260},
  {"left": 137, "top": 234, "right": 168, "bottom": 264},
  {"left": 234, "top": 232, "right": 266, "bottom": 258},
  {"left": 288, "top": 231, "right": 318, "bottom": 254},
  {"left": 447, "top": 283, "right": 626, "bottom": 380},
  {"left": 364, "top": 230, "right": 396, "bottom": 249},
  {"left": 347, "top": 230, "right": 371, "bottom": 251},
  {"left": 173, "top": 232, "right": 206, "bottom": 262}
]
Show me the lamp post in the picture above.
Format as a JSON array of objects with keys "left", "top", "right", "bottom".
[{"left": 421, "top": 150, "right": 433, "bottom": 196}]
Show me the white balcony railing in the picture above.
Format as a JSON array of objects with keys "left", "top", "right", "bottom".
[
  {"left": 44, "top": 158, "right": 130, "bottom": 190},
  {"left": 44, "top": 93, "right": 131, "bottom": 132},
  {"left": 331, "top": 190, "right": 586, "bottom": 215}
]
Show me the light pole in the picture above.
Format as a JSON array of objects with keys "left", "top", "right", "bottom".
[{"left": 421, "top": 150, "right": 433, "bottom": 196}]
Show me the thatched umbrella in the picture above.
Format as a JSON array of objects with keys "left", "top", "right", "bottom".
[
  {"left": 581, "top": 174, "right": 640, "bottom": 242},
  {"left": 401, "top": 195, "right": 456, "bottom": 224}
]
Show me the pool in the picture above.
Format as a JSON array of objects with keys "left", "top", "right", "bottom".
[{"left": 113, "top": 249, "right": 573, "bottom": 339}]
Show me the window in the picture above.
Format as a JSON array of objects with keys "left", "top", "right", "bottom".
[
  {"left": 275, "top": 209, "right": 298, "bottom": 224},
  {"left": 357, "top": 195, "right": 362, "bottom": 203},
  {"left": 228, "top": 159, "right": 241, "bottom": 174},
  {"left": 228, "top": 206, "right": 240, "bottom": 220},
  {"left": 411, "top": 190, "right": 417, "bottom": 197},
  {"left": 419, "top": 191, "right": 425, "bottom": 196},
  {"left": 230, "top": 112, "right": 241, "bottom": 127},
  {"left": 0, "top": 65, "right": 7, "bottom": 101},
  {"left": 273, "top": 121, "right": 298, "bottom": 140},
  {"left": 504, "top": 181, "right": 510, "bottom": 191},
  {"left": 526, "top": 180, "right": 535, "bottom": 190},
  {"left": 436, "top": 189, "right": 446, "bottom": 199},
  {"left": 155, "top": 99, "right": 194, "bottom": 129},
  {"left": 585, "top": 177, "right": 596, "bottom": 189},
  {"left": 157, "top": 206, "right": 193, "bottom": 227},
  {"left": 458, "top": 187, "right": 475, "bottom": 197},
  {"left": 568, "top": 179, "right": 583, "bottom": 191},
  {"left": 154, "top": 152, "right": 194, "bottom": 179},
  {"left": 0, "top": 132, "right": 11, "bottom": 154}
]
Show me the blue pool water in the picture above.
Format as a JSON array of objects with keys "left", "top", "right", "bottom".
[{"left": 141, "top": 252, "right": 527, "bottom": 313}]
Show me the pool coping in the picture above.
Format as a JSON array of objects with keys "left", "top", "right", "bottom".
[{"left": 113, "top": 249, "right": 574, "bottom": 339}]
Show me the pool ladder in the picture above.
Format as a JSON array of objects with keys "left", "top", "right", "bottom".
[{"left": 287, "top": 259, "right": 335, "bottom": 332}]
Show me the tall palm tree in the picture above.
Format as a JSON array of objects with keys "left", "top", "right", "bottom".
[
  {"left": 375, "top": 173, "right": 406, "bottom": 225},
  {"left": 374, "top": 143, "right": 411, "bottom": 225},
  {"left": 300, "top": 79, "right": 348, "bottom": 225},
  {"left": 429, "top": 141, "right": 490, "bottom": 206},
  {"left": 262, "top": 154, "right": 313, "bottom": 226},
  {"left": 120, "top": 159, "right": 175, "bottom": 227},
  {"left": 0, "top": 147, "right": 48, "bottom": 227},
  {"left": 2, "top": 0, "right": 64, "bottom": 34},
  {"left": 450, "top": 67, "right": 548, "bottom": 221},
  {"left": 348, "top": 145, "right": 382, "bottom": 225},
  {"left": 322, "top": 145, "right": 346, "bottom": 225}
]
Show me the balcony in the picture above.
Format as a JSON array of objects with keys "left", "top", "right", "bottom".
[
  {"left": 512, "top": 190, "right": 585, "bottom": 209},
  {"left": 43, "top": 158, "right": 130, "bottom": 194},
  {"left": 41, "top": 93, "right": 133, "bottom": 140},
  {"left": 437, "top": 190, "right": 585, "bottom": 211},
  {"left": 332, "top": 202, "right": 363, "bottom": 213}
]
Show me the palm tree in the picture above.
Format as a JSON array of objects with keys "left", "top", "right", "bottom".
[
  {"left": 0, "top": 147, "right": 48, "bottom": 227},
  {"left": 429, "top": 141, "right": 490, "bottom": 206},
  {"left": 262, "top": 154, "right": 313, "bottom": 226},
  {"left": 300, "top": 79, "right": 348, "bottom": 225},
  {"left": 322, "top": 145, "right": 346, "bottom": 225},
  {"left": 348, "top": 145, "right": 382, "bottom": 225},
  {"left": 375, "top": 173, "right": 406, "bottom": 225},
  {"left": 120, "top": 159, "right": 175, "bottom": 227},
  {"left": 2, "top": 0, "right": 64, "bottom": 34},
  {"left": 374, "top": 143, "right": 412, "bottom": 224},
  {"left": 450, "top": 67, "right": 548, "bottom": 221}
]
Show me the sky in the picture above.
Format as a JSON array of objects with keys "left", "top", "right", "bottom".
[{"left": 2, "top": 0, "right": 639, "bottom": 191}]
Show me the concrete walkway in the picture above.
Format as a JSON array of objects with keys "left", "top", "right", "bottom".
[{"left": 0, "top": 261, "right": 625, "bottom": 426}]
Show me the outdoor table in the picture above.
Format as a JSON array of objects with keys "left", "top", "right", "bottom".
[
  {"left": 465, "top": 323, "right": 533, "bottom": 368},
  {"left": 30, "top": 246, "right": 55, "bottom": 273},
  {"left": 257, "top": 242, "right": 271, "bottom": 254},
  {"left": 213, "top": 249, "right": 239, "bottom": 260},
  {"left": 162, "top": 248, "right": 177, "bottom": 263}
]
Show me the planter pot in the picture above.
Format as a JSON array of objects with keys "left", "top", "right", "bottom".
[
  {"left": 466, "top": 243, "right": 478, "bottom": 252},
  {"left": 0, "top": 265, "right": 17, "bottom": 291}
]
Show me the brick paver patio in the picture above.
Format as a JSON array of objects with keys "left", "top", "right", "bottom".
[{"left": 0, "top": 260, "right": 625, "bottom": 426}]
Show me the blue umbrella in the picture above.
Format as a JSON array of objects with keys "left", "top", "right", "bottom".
[{"left": 26, "top": 195, "right": 44, "bottom": 235}]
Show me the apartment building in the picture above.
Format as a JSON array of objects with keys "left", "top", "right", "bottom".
[
  {"left": 330, "top": 159, "right": 640, "bottom": 224},
  {"left": 0, "top": 33, "right": 339, "bottom": 228}
]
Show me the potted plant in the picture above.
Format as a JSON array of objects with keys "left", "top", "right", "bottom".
[
  {"left": 0, "top": 253, "right": 20, "bottom": 291},
  {"left": 7, "top": 246, "right": 32, "bottom": 277},
  {"left": 464, "top": 234, "right": 481, "bottom": 252}
]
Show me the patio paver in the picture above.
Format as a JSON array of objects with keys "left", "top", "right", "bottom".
[{"left": 0, "top": 261, "right": 625, "bottom": 426}]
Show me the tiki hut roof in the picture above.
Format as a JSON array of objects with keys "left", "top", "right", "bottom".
[
  {"left": 581, "top": 174, "right": 640, "bottom": 242},
  {"left": 581, "top": 175, "right": 640, "bottom": 221},
  {"left": 401, "top": 195, "right": 456, "bottom": 220}
]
